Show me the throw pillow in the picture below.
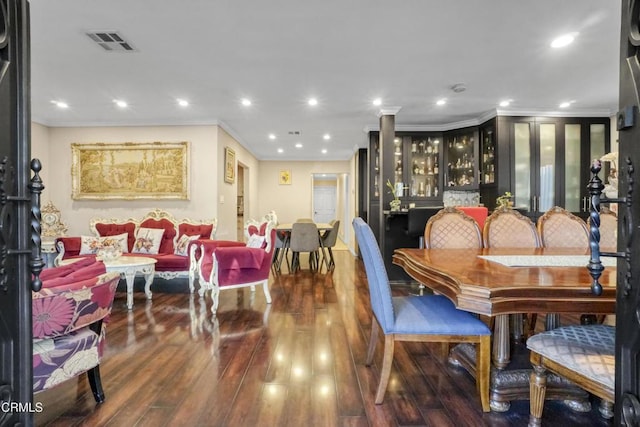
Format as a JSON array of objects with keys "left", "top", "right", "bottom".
[
  {"left": 246, "top": 234, "right": 266, "bottom": 248},
  {"left": 174, "top": 234, "right": 200, "bottom": 256},
  {"left": 79, "top": 233, "right": 129, "bottom": 255},
  {"left": 132, "top": 227, "right": 165, "bottom": 255}
]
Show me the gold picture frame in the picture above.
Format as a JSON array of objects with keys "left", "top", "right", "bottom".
[
  {"left": 224, "top": 147, "right": 236, "bottom": 184},
  {"left": 71, "top": 141, "right": 189, "bottom": 200},
  {"left": 279, "top": 170, "right": 291, "bottom": 185}
]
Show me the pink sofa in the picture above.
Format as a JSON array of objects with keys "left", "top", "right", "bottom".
[
  {"left": 33, "top": 259, "right": 120, "bottom": 402},
  {"left": 54, "top": 209, "right": 217, "bottom": 290}
]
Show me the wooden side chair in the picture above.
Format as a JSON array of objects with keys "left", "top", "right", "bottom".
[
  {"left": 424, "top": 206, "right": 483, "bottom": 249},
  {"left": 353, "top": 217, "right": 491, "bottom": 411},
  {"left": 537, "top": 206, "right": 589, "bottom": 249},
  {"left": 483, "top": 207, "right": 540, "bottom": 340},
  {"left": 528, "top": 324, "right": 615, "bottom": 425},
  {"left": 483, "top": 207, "right": 541, "bottom": 248}
]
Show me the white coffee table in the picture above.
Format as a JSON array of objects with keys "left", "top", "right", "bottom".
[{"left": 103, "top": 256, "right": 157, "bottom": 310}]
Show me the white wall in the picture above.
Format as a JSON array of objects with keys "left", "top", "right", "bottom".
[
  {"left": 257, "top": 161, "right": 351, "bottom": 224},
  {"left": 38, "top": 124, "right": 221, "bottom": 235}
]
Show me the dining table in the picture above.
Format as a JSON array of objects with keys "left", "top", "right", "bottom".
[
  {"left": 392, "top": 246, "right": 617, "bottom": 411},
  {"left": 274, "top": 222, "right": 333, "bottom": 271}
]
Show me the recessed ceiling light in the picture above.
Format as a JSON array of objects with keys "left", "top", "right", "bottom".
[
  {"left": 323, "top": 134, "right": 331, "bottom": 140},
  {"left": 551, "top": 33, "right": 577, "bottom": 48},
  {"left": 436, "top": 99, "right": 446, "bottom": 106},
  {"left": 321, "top": 149, "right": 328, "bottom": 154},
  {"left": 241, "top": 98, "right": 252, "bottom": 106},
  {"left": 308, "top": 98, "right": 318, "bottom": 106},
  {"left": 51, "top": 100, "right": 68, "bottom": 109},
  {"left": 499, "top": 100, "right": 511, "bottom": 107},
  {"left": 113, "top": 99, "right": 127, "bottom": 108},
  {"left": 559, "top": 101, "right": 573, "bottom": 108},
  {"left": 372, "top": 98, "right": 382, "bottom": 106},
  {"left": 268, "top": 133, "right": 276, "bottom": 140},
  {"left": 277, "top": 148, "right": 284, "bottom": 153},
  {"left": 177, "top": 99, "right": 189, "bottom": 107},
  {"left": 295, "top": 143, "right": 303, "bottom": 148}
]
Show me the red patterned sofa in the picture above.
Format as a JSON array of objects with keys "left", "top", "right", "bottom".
[
  {"left": 54, "top": 209, "right": 217, "bottom": 290},
  {"left": 33, "top": 258, "right": 120, "bottom": 402}
]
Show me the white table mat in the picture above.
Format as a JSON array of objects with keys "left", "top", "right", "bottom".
[{"left": 478, "top": 255, "right": 617, "bottom": 267}]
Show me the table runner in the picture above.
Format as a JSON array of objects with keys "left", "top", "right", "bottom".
[{"left": 478, "top": 255, "right": 617, "bottom": 267}]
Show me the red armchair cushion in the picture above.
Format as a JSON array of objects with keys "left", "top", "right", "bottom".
[
  {"left": 94, "top": 222, "right": 137, "bottom": 252},
  {"left": 40, "top": 261, "right": 107, "bottom": 290},
  {"left": 140, "top": 218, "right": 177, "bottom": 254},
  {"left": 40, "top": 257, "right": 97, "bottom": 281}
]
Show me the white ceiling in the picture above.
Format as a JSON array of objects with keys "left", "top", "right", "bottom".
[{"left": 29, "top": 0, "right": 621, "bottom": 161}]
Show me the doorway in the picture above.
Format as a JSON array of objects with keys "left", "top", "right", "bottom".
[{"left": 312, "top": 174, "right": 337, "bottom": 223}]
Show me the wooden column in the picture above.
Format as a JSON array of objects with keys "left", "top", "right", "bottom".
[{"left": 378, "top": 108, "right": 400, "bottom": 252}]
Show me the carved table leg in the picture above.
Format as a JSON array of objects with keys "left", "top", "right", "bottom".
[
  {"left": 123, "top": 270, "right": 136, "bottom": 310},
  {"left": 143, "top": 266, "right": 156, "bottom": 301},
  {"left": 493, "top": 314, "right": 511, "bottom": 369}
]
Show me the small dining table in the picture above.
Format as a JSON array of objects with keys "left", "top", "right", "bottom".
[
  {"left": 274, "top": 222, "right": 333, "bottom": 271},
  {"left": 392, "top": 246, "right": 617, "bottom": 411}
]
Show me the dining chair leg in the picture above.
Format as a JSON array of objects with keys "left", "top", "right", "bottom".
[
  {"left": 366, "top": 316, "right": 380, "bottom": 366},
  {"left": 375, "top": 334, "right": 395, "bottom": 404},
  {"left": 476, "top": 335, "right": 491, "bottom": 412},
  {"left": 529, "top": 364, "right": 547, "bottom": 426}
]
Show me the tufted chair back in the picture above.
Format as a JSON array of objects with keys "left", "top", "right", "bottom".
[
  {"left": 483, "top": 207, "right": 540, "bottom": 248},
  {"left": 537, "top": 206, "right": 589, "bottom": 248},
  {"left": 424, "top": 207, "right": 483, "bottom": 249}
]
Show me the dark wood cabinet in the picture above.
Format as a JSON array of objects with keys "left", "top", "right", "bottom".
[{"left": 501, "top": 116, "right": 610, "bottom": 219}]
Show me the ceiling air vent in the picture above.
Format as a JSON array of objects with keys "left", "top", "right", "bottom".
[
  {"left": 86, "top": 31, "right": 135, "bottom": 52},
  {"left": 288, "top": 131, "right": 301, "bottom": 135}
]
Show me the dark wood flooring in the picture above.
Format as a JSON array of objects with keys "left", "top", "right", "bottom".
[{"left": 35, "top": 250, "right": 613, "bottom": 426}]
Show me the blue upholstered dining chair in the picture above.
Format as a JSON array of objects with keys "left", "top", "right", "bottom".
[{"left": 352, "top": 217, "right": 491, "bottom": 411}]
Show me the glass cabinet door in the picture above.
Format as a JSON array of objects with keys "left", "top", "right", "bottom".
[
  {"left": 408, "top": 136, "right": 441, "bottom": 199},
  {"left": 513, "top": 122, "right": 532, "bottom": 211},
  {"left": 393, "top": 137, "right": 403, "bottom": 196},
  {"left": 537, "top": 123, "right": 556, "bottom": 213},
  {"left": 564, "top": 124, "right": 581, "bottom": 212},
  {"left": 480, "top": 125, "right": 496, "bottom": 184},
  {"left": 444, "top": 130, "right": 477, "bottom": 189}
]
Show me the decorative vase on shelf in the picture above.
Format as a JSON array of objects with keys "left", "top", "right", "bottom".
[{"left": 389, "top": 199, "right": 401, "bottom": 212}]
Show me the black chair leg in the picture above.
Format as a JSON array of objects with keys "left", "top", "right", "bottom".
[{"left": 87, "top": 365, "right": 105, "bottom": 403}]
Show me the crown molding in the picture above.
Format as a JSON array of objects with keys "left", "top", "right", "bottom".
[{"left": 377, "top": 107, "right": 402, "bottom": 117}]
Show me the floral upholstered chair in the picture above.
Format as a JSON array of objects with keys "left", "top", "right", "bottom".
[
  {"left": 33, "top": 259, "right": 120, "bottom": 402},
  {"left": 195, "top": 221, "right": 276, "bottom": 314}
]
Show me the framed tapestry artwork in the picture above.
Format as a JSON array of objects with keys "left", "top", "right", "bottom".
[
  {"left": 279, "top": 170, "right": 292, "bottom": 185},
  {"left": 224, "top": 147, "right": 236, "bottom": 184},
  {"left": 71, "top": 141, "right": 190, "bottom": 200}
]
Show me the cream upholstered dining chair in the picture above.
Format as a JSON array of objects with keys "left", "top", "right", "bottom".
[
  {"left": 537, "top": 206, "right": 589, "bottom": 249},
  {"left": 483, "top": 206, "right": 541, "bottom": 248},
  {"left": 528, "top": 324, "right": 615, "bottom": 424},
  {"left": 353, "top": 217, "right": 491, "bottom": 411},
  {"left": 483, "top": 207, "right": 540, "bottom": 338},
  {"left": 424, "top": 207, "right": 483, "bottom": 249}
]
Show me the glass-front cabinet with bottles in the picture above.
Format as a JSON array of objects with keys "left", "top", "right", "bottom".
[
  {"left": 407, "top": 135, "right": 441, "bottom": 199},
  {"left": 444, "top": 128, "right": 479, "bottom": 190}
]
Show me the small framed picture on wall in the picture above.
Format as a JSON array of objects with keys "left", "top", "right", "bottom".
[
  {"left": 224, "top": 147, "right": 235, "bottom": 184},
  {"left": 279, "top": 170, "right": 291, "bottom": 185}
]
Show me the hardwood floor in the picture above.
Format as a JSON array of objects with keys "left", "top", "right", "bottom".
[{"left": 35, "top": 250, "right": 612, "bottom": 426}]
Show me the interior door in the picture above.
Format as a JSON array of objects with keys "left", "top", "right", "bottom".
[
  {"left": 313, "top": 185, "right": 336, "bottom": 223},
  {"left": 615, "top": 1, "right": 640, "bottom": 424},
  {"left": 0, "top": 1, "right": 38, "bottom": 425}
]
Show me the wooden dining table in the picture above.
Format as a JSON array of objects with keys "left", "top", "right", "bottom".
[{"left": 392, "top": 246, "right": 617, "bottom": 411}]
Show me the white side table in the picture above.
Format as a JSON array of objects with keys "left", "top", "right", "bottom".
[{"left": 103, "top": 256, "right": 157, "bottom": 310}]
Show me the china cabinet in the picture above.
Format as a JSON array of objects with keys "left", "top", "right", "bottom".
[{"left": 506, "top": 116, "right": 610, "bottom": 219}]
